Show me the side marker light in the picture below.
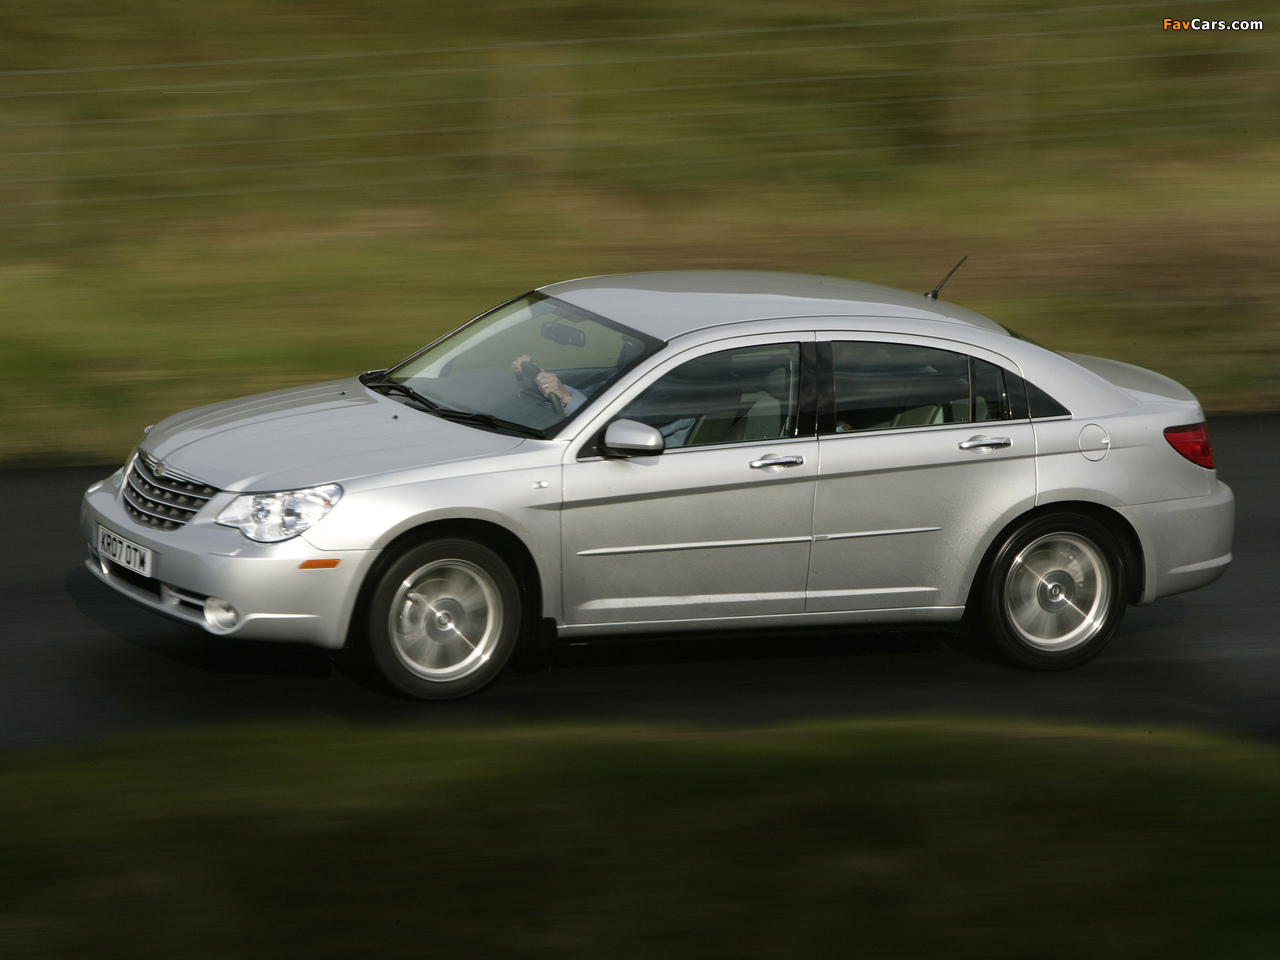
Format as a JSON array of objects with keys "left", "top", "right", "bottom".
[{"left": 299, "top": 559, "right": 341, "bottom": 569}]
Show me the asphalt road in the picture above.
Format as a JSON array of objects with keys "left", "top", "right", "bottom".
[{"left": 1, "top": 414, "right": 1275, "bottom": 749}]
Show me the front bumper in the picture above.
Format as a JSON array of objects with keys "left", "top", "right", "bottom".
[
  {"left": 81, "top": 469, "right": 375, "bottom": 649},
  {"left": 1120, "top": 477, "right": 1235, "bottom": 605}
]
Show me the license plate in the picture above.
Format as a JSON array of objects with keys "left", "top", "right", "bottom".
[{"left": 98, "top": 525, "right": 153, "bottom": 578}]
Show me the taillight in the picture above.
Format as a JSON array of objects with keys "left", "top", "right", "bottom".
[{"left": 1164, "top": 422, "right": 1214, "bottom": 469}]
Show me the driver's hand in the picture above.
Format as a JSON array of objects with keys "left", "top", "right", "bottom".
[
  {"left": 535, "top": 370, "right": 572, "bottom": 406},
  {"left": 513, "top": 356, "right": 572, "bottom": 405}
]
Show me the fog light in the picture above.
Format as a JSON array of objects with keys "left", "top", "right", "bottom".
[{"left": 204, "top": 597, "right": 239, "bottom": 631}]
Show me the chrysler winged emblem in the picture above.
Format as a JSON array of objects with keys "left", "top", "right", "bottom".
[{"left": 154, "top": 461, "right": 167, "bottom": 477}]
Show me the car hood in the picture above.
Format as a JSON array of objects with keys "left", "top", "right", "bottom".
[
  {"left": 141, "top": 379, "right": 525, "bottom": 491},
  {"left": 1063, "top": 353, "right": 1198, "bottom": 404}
]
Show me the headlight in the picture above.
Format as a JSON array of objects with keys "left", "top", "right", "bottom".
[{"left": 216, "top": 484, "right": 343, "bottom": 542}]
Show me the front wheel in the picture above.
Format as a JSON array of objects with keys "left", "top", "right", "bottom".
[
  {"left": 977, "top": 514, "right": 1126, "bottom": 670},
  {"left": 367, "top": 538, "right": 521, "bottom": 699}
]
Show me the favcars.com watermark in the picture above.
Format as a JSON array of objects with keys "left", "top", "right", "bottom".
[{"left": 1164, "top": 18, "right": 1264, "bottom": 29}]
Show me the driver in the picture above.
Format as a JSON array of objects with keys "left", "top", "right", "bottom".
[
  {"left": 511, "top": 354, "right": 696, "bottom": 446},
  {"left": 512, "top": 355, "right": 594, "bottom": 415}
]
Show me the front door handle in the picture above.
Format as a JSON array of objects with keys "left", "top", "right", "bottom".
[
  {"left": 750, "top": 454, "right": 805, "bottom": 469},
  {"left": 958, "top": 436, "right": 1012, "bottom": 451}
]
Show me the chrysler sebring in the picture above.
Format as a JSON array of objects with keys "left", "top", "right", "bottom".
[{"left": 81, "top": 271, "right": 1234, "bottom": 698}]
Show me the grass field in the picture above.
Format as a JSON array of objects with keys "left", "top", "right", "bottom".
[
  {"left": 1, "top": 1, "right": 1277, "bottom": 461},
  {"left": 1, "top": 718, "right": 1278, "bottom": 958}
]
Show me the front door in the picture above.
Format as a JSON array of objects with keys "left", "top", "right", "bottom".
[{"left": 561, "top": 339, "right": 817, "bottom": 626}]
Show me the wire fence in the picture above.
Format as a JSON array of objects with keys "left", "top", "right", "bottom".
[{"left": 1, "top": 0, "right": 1274, "bottom": 249}]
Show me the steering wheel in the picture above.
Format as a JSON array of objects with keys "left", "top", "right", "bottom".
[{"left": 516, "top": 360, "right": 564, "bottom": 418}]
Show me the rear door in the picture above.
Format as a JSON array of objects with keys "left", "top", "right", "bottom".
[{"left": 806, "top": 335, "right": 1037, "bottom": 612}]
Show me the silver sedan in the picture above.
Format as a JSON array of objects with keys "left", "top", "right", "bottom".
[{"left": 81, "top": 271, "right": 1234, "bottom": 698}]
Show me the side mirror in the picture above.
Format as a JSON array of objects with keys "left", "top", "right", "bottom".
[{"left": 599, "top": 419, "right": 665, "bottom": 458}]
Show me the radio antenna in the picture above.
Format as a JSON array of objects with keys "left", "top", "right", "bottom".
[{"left": 924, "top": 255, "right": 968, "bottom": 300}]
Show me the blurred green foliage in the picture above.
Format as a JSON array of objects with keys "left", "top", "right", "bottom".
[
  {"left": 1, "top": 1, "right": 1276, "bottom": 460},
  {"left": 1, "top": 718, "right": 1278, "bottom": 958}
]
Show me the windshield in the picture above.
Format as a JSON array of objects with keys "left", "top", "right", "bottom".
[{"left": 384, "top": 293, "right": 662, "bottom": 434}]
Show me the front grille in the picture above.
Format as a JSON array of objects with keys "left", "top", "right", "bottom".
[{"left": 123, "top": 454, "right": 220, "bottom": 531}]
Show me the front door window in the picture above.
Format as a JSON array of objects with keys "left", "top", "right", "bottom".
[{"left": 616, "top": 342, "right": 801, "bottom": 448}]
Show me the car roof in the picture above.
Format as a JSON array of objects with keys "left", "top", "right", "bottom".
[{"left": 538, "top": 270, "right": 1010, "bottom": 341}]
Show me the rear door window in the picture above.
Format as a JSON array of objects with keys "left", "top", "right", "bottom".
[
  {"left": 971, "top": 357, "right": 1015, "bottom": 422},
  {"left": 831, "top": 342, "right": 970, "bottom": 432},
  {"left": 829, "top": 342, "right": 1030, "bottom": 432}
]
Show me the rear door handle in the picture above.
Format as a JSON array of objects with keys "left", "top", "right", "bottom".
[
  {"left": 750, "top": 454, "right": 805, "bottom": 469},
  {"left": 958, "top": 436, "right": 1012, "bottom": 451}
]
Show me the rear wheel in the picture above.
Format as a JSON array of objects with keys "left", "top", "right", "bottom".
[
  {"left": 367, "top": 538, "right": 521, "bottom": 699},
  {"left": 978, "top": 513, "right": 1126, "bottom": 669}
]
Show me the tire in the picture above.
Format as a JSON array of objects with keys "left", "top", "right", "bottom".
[
  {"left": 977, "top": 513, "right": 1126, "bottom": 670},
  {"left": 366, "top": 538, "right": 521, "bottom": 700}
]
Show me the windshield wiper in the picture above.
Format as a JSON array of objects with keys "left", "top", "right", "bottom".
[
  {"left": 366, "top": 379, "right": 440, "bottom": 411},
  {"left": 431, "top": 408, "right": 546, "bottom": 439},
  {"left": 366, "top": 378, "right": 544, "bottom": 438}
]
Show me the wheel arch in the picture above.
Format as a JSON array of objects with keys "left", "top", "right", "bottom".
[
  {"left": 965, "top": 499, "right": 1145, "bottom": 610},
  {"left": 344, "top": 517, "right": 546, "bottom": 651}
]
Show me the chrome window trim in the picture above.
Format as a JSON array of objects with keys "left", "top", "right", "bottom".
[
  {"left": 817, "top": 416, "right": 1032, "bottom": 440},
  {"left": 574, "top": 432, "right": 813, "bottom": 464}
]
